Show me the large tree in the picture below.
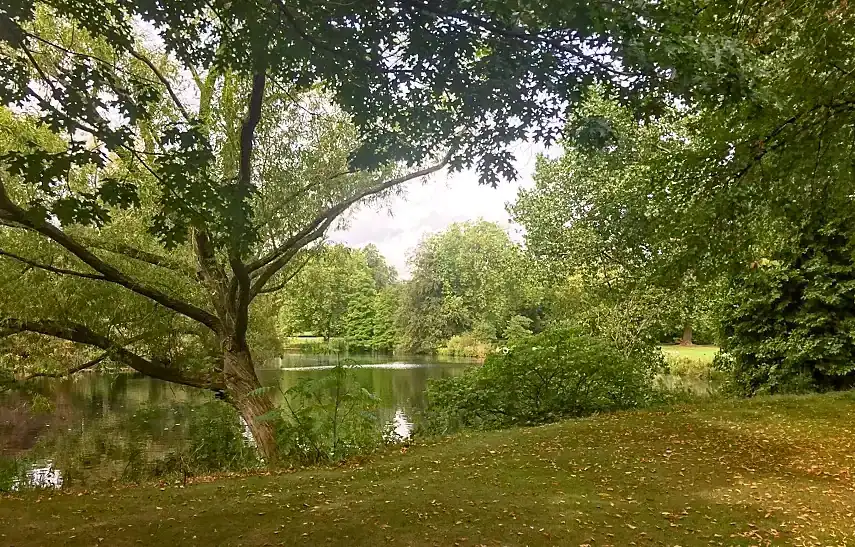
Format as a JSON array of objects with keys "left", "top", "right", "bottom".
[{"left": 0, "top": 0, "right": 755, "bottom": 460}]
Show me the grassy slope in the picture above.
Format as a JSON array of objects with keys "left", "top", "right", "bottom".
[{"left": 3, "top": 393, "right": 855, "bottom": 546}]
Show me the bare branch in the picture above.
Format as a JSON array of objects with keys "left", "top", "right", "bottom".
[
  {"left": 256, "top": 253, "right": 313, "bottom": 295},
  {"left": 0, "top": 249, "right": 105, "bottom": 280},
  {"left": 1, "top": 318, "right": 223, "bottom": 390},
  {"left": 126, "top": 46, "right": 192, "bottom": 123},
  {"left": 249, "top": 150, "right": 452, "bottom": 298},
  {"left": 24, "top": 353, "right": 109, "bottom": 380}
]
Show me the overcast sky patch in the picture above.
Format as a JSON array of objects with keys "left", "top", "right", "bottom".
[{"left": 330, "top": 142, "right": 548, "bottom": 277}]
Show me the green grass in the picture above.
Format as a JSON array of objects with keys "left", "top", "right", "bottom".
[
  {"left": 4, "top": 392, "right": 855, "bottom": 546},
  {"left": 660, "top": 343, "right": 720, "bottom": 364}
]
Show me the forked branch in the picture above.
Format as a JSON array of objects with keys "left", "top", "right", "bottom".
[{"left": 247, "top": 148, "right": 454, "bottom": 287}]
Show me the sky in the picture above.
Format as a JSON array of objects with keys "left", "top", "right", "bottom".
[{"left": 329, "top": 142, "right": 547, "bottom": 278}]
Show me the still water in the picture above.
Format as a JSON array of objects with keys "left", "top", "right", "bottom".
[{"left": 0, "top": 354, "right": 474, "bottom": 489}]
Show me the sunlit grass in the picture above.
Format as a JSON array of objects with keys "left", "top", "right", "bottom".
[{"left": 660, "top": 344, "right": 720, "bottom": 364}]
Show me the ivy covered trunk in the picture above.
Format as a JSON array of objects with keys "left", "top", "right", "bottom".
[{"left": 223, "top": 342, "right": 279, "bottom": 463}]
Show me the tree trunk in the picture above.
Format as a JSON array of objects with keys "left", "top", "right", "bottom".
[
  {"left": 680, "top": 322, "right": 693, "bottom": 346},
  {"left": 223, "top": 346, "right": 279, "bottom": 463}
]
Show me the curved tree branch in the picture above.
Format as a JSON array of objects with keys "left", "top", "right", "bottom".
[
  {"left": 0, "top": 182, "right": 222, "bottom": 333},
  {"left": 0, "top": 249, "right": 105, "bottom": 280},
  {"left": 125, "top": 46, "right": 192, "bottom": 123},
  {"left": 247, "top": 148, "right": 454, "bottom": 279},
  {"left": 24, "top": 353, "right": 109, "bottom": 380},
  {"left": 0, "top": 318, "right": 223, "bottom": 391},
  {"left": 73, "top": 235, "right": 197, "bottom": 277},
  {"left": 256, "top": 253, "right": 313, "bottom": 295}
]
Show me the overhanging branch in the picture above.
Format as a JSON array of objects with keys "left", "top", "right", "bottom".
[
  {"left": 23, "top": 353, "right": 109, "bottom": 381},
  {"left": 247, "top": 148, "right": 454, "bottom": 279},
  {"left": 256, "top": 253, "right": 313, "bottom": 295},
  {"left": 0, "top": 181, "right": 222, "bottom": 333},
  {"left": 0, "top": 318, "right": 223, "bottom": 391},
  {"left": 0, "top": 249, "right": 106, "bottom": 280},
  {"left": 74, "top": 235, "right": 197, "bottom": 277}
]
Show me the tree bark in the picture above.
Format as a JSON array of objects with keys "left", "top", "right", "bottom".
[
  {"left": 223, "top": 345, "right": 279, "bottom": 463},
  {"left": 680, "top": 322, "right": 693, "bottom": 346}
]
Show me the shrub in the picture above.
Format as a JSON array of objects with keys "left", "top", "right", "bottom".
[
  {"left": 267, "top": 363, "right": 385, "bottom": 465},
  {"left": 423, "top": 328, "right": 663, "bottom": 433},
  {"left": 438, "top": 333, "right": 492, "bottom": 358}
]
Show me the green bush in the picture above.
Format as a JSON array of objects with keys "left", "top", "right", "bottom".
[
  {"left": 438, "top": 333, "right": 492, "bottom": 358},
  {"left": 423, "top": 328, "right": 663, "bottom": 433},
  {"left": 267, "top": 363, "right": 385, "bottom": 465}
]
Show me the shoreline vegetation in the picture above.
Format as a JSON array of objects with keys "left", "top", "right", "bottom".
[{"left": 3, "top": 392, "right": 854, "bottom": 546}]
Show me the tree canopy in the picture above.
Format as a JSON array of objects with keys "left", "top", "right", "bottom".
[
  {"left": 4, "top": 0, "right": 852, "bottom": 463},
  {"left": 397, "top": 220, "right": 538, "bottom": 353}
]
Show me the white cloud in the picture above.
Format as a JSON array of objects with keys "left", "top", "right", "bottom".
[{"left": 329, "top": 142, "right": 547, "bottom": 277}]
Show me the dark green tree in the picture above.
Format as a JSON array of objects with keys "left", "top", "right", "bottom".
[{"left": 721, "top": 211, "right": 855, "bottom": 394}]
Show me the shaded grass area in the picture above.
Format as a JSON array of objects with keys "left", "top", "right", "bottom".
[
  {"left": 660, "top": 344, "right": 720, "bottom": 364},
  {"left": 3, "top": 393, "right": 855, "bottom": 546}
]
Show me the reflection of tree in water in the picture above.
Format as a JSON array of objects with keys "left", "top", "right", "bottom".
[
  {"left": 269, "top": 355, "right": 471, "bottom": 428},
  {"left": 0, "top": 392, "right": 52, "bottom": 454},
  {"left": 2, "top": 375, "right": 213, "bottom": 486},
  {"left": 4, "top": 358, "right": 473, "bottom": 485}
]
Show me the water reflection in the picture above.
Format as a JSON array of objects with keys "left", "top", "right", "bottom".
[
  {"left": 16, "top": 461, "right": 63, "bottom": 490},
  {"left": 1, "top": 354, "right": 473, "bottom": 488}
]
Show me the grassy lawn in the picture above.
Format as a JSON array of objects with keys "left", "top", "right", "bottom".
[
  {"left": 3, "top": 393, "right": 855, "bottom": 546},
  {"left": 660, "top": 344, "right": 720, "bottom": 364}
]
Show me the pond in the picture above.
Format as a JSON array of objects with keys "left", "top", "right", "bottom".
[{"left": 0, "top": 354, "right": 475, "bottom": 489}]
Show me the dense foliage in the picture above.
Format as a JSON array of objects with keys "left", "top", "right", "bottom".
[
  {"left": 719, "top": 215, "right": 855, "bottom": 395},
  {"left": 423, "top": 328, "right": 662, "bottom": 433},
  {"left": 269, "top": 364, "right": 386, "bottom": 465},
  {"left": 397, "top": 220, "right": 540, "bottom": 354}
]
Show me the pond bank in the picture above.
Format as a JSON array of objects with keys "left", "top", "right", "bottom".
[{"left": 3, "top": 391, "right": 854, "bottom": 546}]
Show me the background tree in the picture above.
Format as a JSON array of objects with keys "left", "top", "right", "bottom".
[
  {"left": 510, "top": 94, "right": 723, "bottom": 347},
  {"left": 278, "top": 245, "right": 370, "bottom": 342},
  {"left": 512, "top": 3, "right": 855, "bottom": 385},
  {"left": 277, "top": 244, "right": 400, "bottom": 351},
  {"left": 719, "top": 208, "right": 855, "bottom": 395},
  {"left": 397, "top": 220, "right": 539, "bottom": 353}
]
